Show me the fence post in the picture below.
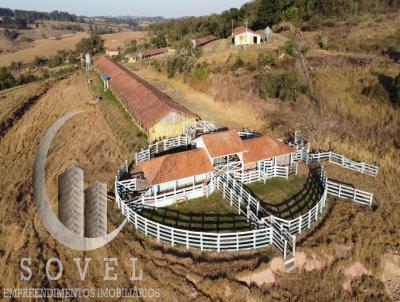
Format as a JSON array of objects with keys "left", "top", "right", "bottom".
[
  {"left": 298, "top": 216, "right": 302, "bottom": 234},
  {"left": 144, "top": 220, "right": 148, "bottom": 237},
  {"left": 186, "top": 232, "right": 189, "bottom": 249},
  {"left": 238, "top": 198, "right": 241, "bottom": 215},
  {"left": 217, "top": 234, "right": 220, "bottom": 253},
  {"left": 236, "top": 233, "right": 239, "bottom": 251},
  {"left": 200, "top": 233, "right": 203, "bottom": 251},
  {"left": 157, "top": 224, "right": 160, "bottom": 242},
  {"left": 308, "top": 211, "right": 311, "bottom": 228},
  {"left": 171, "top": 229, "right": 174, "bottom": 246}
]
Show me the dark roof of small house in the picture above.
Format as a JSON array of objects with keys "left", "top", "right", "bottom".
[
  {"left": 132, "top": 47, "right": 169, "bottom": 59},
  {"left": 195, "top": 35, "right": 217, "bottom": 46},
  {"left": 233, "top": 26, "right": 261, "bottom": 37},
  {"left": 94, "top": 56, "right": 197, "bottom": 129}
]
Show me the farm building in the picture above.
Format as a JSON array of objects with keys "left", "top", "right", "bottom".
[
  {"left": 192, "top": 35, "right": 217, "bottom": 48},
  {"left": 94, "top": 56, "right": 198, "bottom": 141},
  {"left": 132, "top": 47, "right": 171, "bottom": 60},
  {"left": 133, "top": 130, "right": 296, "bottom": 206},
  {"left": 232, "top": 27, "right": 262, "bottom": 46},
  {"left": 106, "top": 48, "right": 120, "bottom": 57}
]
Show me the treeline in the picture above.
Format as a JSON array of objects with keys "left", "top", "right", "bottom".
[
  {"left": 149, "top": 0, "right": 400, "bottom": 41},
  {"left": 0, "top": 7, "right": 77, "bottom": 28}
]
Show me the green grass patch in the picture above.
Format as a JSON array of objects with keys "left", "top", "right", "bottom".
[
  {"left": 87, "top": 71, "right": 148, "bottom": 152},
  {"left": 246, "top": 175, "right": 308, "bottom": 206},
  {"left": 141, "top": 192, "right": 250, "bottom": 233}
]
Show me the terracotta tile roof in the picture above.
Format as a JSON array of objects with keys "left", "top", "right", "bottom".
[
  {"left": 243, "top": 136, "right": 295, "bottom": 164},
  {"left": 132, "top": 47, "right": 169, "bottom": 59},
  {"left": 195, "top": 35, "right": 217, "bottom": 46},
  {"left": 140, "top": 149, "right": 213, "bottom": 185},
  {"left": 94, "top": 56, "right": 197, "bottom": 129},
  {"left": 233, "top": 26, "right": 261, "bottom": 37},
  {"left": 200, "top": 130, "right": 246, "bottom": 158}
]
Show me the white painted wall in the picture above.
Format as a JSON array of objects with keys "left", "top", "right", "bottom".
[{"left": 234, "top": 32, "right": 261, "bottom": 46}]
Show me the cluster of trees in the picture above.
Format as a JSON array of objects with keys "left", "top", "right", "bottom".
[
  {"left": 0, "top": 8, "right": 77, "bottom": 23},
  {"left": 51, "top": 24, "right": 84, "bottom": 32},
  {"left": 0, "top": 7, "right": 77, "bottom": 29},
  {"left": 0, "top": 67, "right": 37, "bottom": 91},
  {"left": 150, "top": 0, "right": 400, "bottom": 41},
  {"left": 76, "top": 35, "right": 104, "bottom": 55}
]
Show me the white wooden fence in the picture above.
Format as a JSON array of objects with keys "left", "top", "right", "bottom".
[
  {"left": 184, "top": 120, "right": 216, "bottom": 139},
  {"left": 135, "top": 135, "right": 190, "bottom": 164},
  {"left": 120, "top": 198, "right": 272, "bottom": 252},
  {"left": 326, "top": 180, "right": 373, "bottom": 207},
  {"left": 310, "top": 151, "right": 378, "bottom": 176}
]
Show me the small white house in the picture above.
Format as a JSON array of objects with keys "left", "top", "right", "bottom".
[
  {"left": 232, "top": 27, "right": 262, "bottom": 46},
  {"left": 106, "top": 48, "right": 119, "bottom": 57}
]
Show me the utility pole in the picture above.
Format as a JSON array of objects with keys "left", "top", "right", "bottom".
[{"left": 244, "top": 20, "right": 249, "bottom": 54}]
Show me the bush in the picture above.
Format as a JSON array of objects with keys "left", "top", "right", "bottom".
[
  {"left": 258, "top": 69, "right": 308, "bottom": 102},
  {"left": 232, "top": 56, "right": 245, "bottom": 70},
  {"left": 3, "top": 29, "right": 19, "bottom": 42},
  {"left": 76, "top": 35, "right": 104, "bottom": 54},
  {"left": 260, "top": 51, "right": 276, "bottom": 66},
  {"left": 150, "top": 61, "right": 162, "bottom": 73},
  {"left": 192, "top": 64, "right": 208, "bottom": 81},
  {"left": 284, "top": 40, "right": 298, "bottom": 59},
  {"left": 0, "top": 67, "right": 16, "bottom": 90},
  {"left": 319, "top": 36, "right": 329, "bottom": 50},
  {"left": 392, "top": 73, "right": 400, "bottom": 106}
]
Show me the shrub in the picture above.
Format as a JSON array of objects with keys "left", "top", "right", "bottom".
[
  {"left": 258, "top": 69, "right": 308, "bottom": 102},
  {"left": 0, "top": 67, "right": 16, "bottom": 90},
  {"left": 232, "top": 56, "right": 245, "bottom": 70},
  {"left": 192, "top": 64, "right": 209, "bottom": 81},
  {"left": 319, "top": 36, "right": 329, "bottom": 50},
  {"left": 3, "top": 29, "right": 19, "bottom": 42},
  {"left": 151, "top": 61, "right": 162, "bottom": 73},
  {"left": 284, "top": 40, "right": 298, "bottom": 59},
  {"left": 260, "top": 51, "right": 276, "bottom": 66},
  {"left": 392, "top": 73, "right": 400, "bottom": 106}
]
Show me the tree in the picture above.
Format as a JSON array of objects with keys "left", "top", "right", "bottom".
[
  {"left": 0, "top": 67, "right": 16, "bottom": 90},
  {"left": 3, "top": 29, "right": 19, "bottom": 41},
  {"left": 150, "top": 34, "right": 168, "bottom": 48},
  {"left": 76, "top": 35, "right": 104, "bottom": 54}
]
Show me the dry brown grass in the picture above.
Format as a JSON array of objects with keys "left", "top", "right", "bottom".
[
  {"left": 102, "top": 31, "right": 148, "bottom": 49},
  {"left": 0, "top": 32, "right": 89, "bottom": 66},
  {"left": 132, "top": 65, "right": 265, "bottom": 131}
]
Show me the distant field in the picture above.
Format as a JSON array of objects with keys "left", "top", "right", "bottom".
[
  {"left": 0, "top": 32, "right": 89, "bottom": 66},
  {"left": 0, "top": 30, "right": 147, "bottom": 66},
  {"left": 102, "top": 31, "right": 148, "bottom": 49}
]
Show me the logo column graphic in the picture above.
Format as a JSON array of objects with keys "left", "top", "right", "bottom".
[{"left": 33, "top": 111, "right": 126, "bottom": 251}]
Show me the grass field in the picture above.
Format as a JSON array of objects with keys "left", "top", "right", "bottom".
[
  {"left": 141, "top": 192, "right": 250, "bottom": 232},
  {"left": 246, "top": 176, "right": 308, "bottom": 206},
  {"left": 246, "top": 174, "right": 325, "bottom": 220}
]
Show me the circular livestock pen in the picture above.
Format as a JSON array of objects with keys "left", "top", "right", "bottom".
[{"left": 115, "top": 127, "right": 377, "bottom": 270}]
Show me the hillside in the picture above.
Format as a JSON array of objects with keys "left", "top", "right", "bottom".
[{"left": 0, "top": 5, "right": 400, "bottom": 302}]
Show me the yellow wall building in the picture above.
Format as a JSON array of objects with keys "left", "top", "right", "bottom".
[{"left": 95, "top": 56, "right": 198, "bottom": 142}]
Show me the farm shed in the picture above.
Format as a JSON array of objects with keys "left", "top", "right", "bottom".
[
  {"left": 232, "top": 27, "right": 261, "bottom": 46},
  {"left": 106, "top": 48, "right": 119, "bottom": 57},
  {"left": 94, "top": 56, "right": 198, "bottom": 141},
  {"left": 192, "top": 35, "right": 217, "bottom": 48},
  {"left": 131, "top": 130, "right": 296, "bottom": 207},
  {"left": 132, "top": 47, "right": 171, "bottom": 60}
]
